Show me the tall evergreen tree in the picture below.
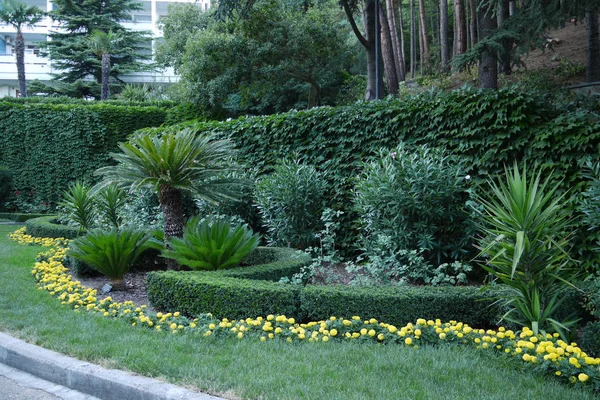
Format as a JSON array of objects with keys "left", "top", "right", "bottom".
[{"left": 42, "top": 0, "right": 152, "bottom": 86}]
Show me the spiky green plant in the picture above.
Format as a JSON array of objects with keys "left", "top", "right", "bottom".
[
  {"left": 68, "top": 226, "right": 158, "bottom": 289},
  {"left": 95, "top": 127, "right": 241, "bottom": 269},
  {"left": 96, "top": 183, "right": 127, "bottom": 228},
  {"left": 162, "top": 216, "right": 259, "bottom": 271},
  {"left": 475, "top": 163, "right": 579, "bottom": 337},
  {"left": 60, "top": 181, "right": 96, "bottom": 233}
]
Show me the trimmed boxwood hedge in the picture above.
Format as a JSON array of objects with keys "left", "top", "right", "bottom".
[
  {"left": 25, "top": 216, "right": 80, "bottom": 239},
  {"left": 0, "top": 213, "right": 48, "bottom": 222}
]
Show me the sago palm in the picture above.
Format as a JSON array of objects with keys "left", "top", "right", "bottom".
[
  {"left": 0, "top": 0, "right": 44, "bottom": 97},
  {"left": 95, "top": 127, "right": 240, "bottom": 269}
]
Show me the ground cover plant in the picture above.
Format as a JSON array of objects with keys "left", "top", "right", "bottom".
[{"left": 3, "top": 226, "right": 600, "bottom": 398}]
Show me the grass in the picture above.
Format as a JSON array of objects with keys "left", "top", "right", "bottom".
[{"left": 0, "top": 224, "right": 596, "bottom": 400}]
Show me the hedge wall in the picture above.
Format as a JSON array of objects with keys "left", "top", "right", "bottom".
[
  {"left": 0, "top": 213, "right": 48, "bottom": 222},
  {"left": 0, "top": 101, "right": 167, "bottom": 207}
]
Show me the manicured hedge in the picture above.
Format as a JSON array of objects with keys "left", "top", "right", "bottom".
[
  {"left": 147, "top": 272, "right": 302, "bottom": 319},
  {"left": 25, "top": 216, "right": 80, "bottom": 239},
  {"left": 0, "top": 213, "right": 48, "bottom": 222},
  {"left": 0, "top": 101, "right": 167, "bottom": 207}
]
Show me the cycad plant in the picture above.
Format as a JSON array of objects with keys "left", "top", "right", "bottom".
[
  {"left": 60, "top": 181, "right": 96, "bottom": 233},
  {"left": 95, "top": 183, "right": 127, "bottom": 228},
  {"left": 162, "top": 216, "right": 259, "bottom": 271},
  {"left": 475, "top": 163, "right": 578, "bottom": 337},
  {"left": 95, "top": 127, "right": 241, "bottom": 269},
  {"left": 68, "top": 226, "right": 158, "bottom": 290}
]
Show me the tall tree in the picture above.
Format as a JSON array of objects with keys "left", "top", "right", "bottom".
[
  {"left": 586, "top": 6, "right": 600, "bottom": 82},
  {"left": 454, "top": 0, "right": 467, "bottom": 55},
  {"left": 410, "top": 0, "right": 417, "bottom": 77},
  {"left": 0, "top": 0, "right": 44, "bottom": 97},
  {"left": 379, "top": 7, "right": 399, "bottom": 93},
  {"left": 469, "top": 0, "right": 477, "bottom": 47},
  {"left": 88, "top": 30, "right": 124, "bottom": 100},
  {"left": 497, "top": 0, "right": 512, "bottom": 75},
  {"left": 42, "top": 0, "right": 151, "bottom": 88},
  {"left": 398, "top": 0, "right": 407, "bottom": 79},
  {"left": 386, "top": 0, "right": 405, "bottom": 81},
  {"left": 440, "top": 0, "right": 449, "bottom": 70},
  {"left": 417, "top": 0, "right": 430, "bottom": 72},
  {"left": 478, "top": 0, "right": 497, "bottom": 89}
]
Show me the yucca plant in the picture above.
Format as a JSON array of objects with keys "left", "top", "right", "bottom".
[
  {"left": 68, "top": 227, "right": 159, "bottom": 290},
  {"left": 95, "top": 183, "right": 127, "bottom": 228},
  {"left": 60, "top": 181, "right": 97, "bottom": 233},
  {"left": 95, "top": 127, "right": 242, "bottom": 269},
  {"left": 162, "top": 216, "right": 260, "bottom": 271},
  {"left": 475, "top": 163, "right": 579, "bottom": 337}
]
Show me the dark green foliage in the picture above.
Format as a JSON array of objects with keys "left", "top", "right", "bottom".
[
  {"left": 96, "top": 184, "right": 127, "bottom": 229},
  {"left": 0, "top": 168, "right": 13, "bottom": 205},
  {"left": 578, "top": 162, "right": 600, "bottom": 274},
  {"left": 68, "top": 227, "right": 157, "bottom": 281},
  {"left": 25, "top": 216, "right": 80, "bottom": 239},
  {"left": 581, "top": 321, "right": 600, "bottom": 357},
  {"left": 0, "top": 101, "right": 166, "bottom": 208},
  {"left": 67, "top": 256, "right": 102, "bottom": 278},
  {"left": 354, "top": 144, "right": 475, "bottom": 265},
  {"left": 216, "top": 247, "right": 311, "bottom": 281},
  {"left": 162, "top": 216, "right": 260, "bottom": 270},
  {"left": 255, "top": 160, "right": 328, "bottom": 249},
  {"left": 147, "top": 271, "right": 302, "bottom": 319},
  {"left": 0, "top": 213, "right": 48, "bottom": 222}
]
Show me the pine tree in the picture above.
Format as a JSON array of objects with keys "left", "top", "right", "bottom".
[{"left": 42, "top": 0, "right": 152, "bottom": 88}]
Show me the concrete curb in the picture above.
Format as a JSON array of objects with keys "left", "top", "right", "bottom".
[{"left": 0, "top": 333, "right": 223, "bottom": 400}]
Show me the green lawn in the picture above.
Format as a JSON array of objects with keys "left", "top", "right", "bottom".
[{"left": 0, "top": 224, "right": 596, "bottom": 400}]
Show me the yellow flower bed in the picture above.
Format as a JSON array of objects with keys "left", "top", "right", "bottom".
[{"left": 9, "top": 227, "right": 600, "bottom": 392}]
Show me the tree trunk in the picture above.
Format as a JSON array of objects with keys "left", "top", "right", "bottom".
[
  {"left": 469, "top": 0, "right": 477, "bottom": 46},
  {"left": 101, "top": 53, "right": 111, "bottom": 100},
  {"left": 307, "top": 83, "right": 320, "bottom": 109},
  {"left": 398, "top": 0, "right": 407, "bottom": 80},
  {"left": 586, "top": 7, "right": 600, "bottom": 82},
  {"left": 478, "top": 1, "right": 498, "bottom": 89},
  {"left": 379, "top": 7, "right": 399, "bottom": 94},
  {"left": 509, "top": 0, "right": 515, "bottom": 16},
  {"left": 454, "top": 0, "right": 467, "bottom": 55},
  {"left": 418, "top": 0, "right": 430, "bottom": 72},
  {"left": 440, "top": 0, "right": 449, "bottom": 71},
  {"left": 159, "top": 184, "right": 184, "bottom": 270},
  {"left": 498, "top": 0, "right": 512, "bottom": 75},
  {"left": 410, "top": 0, "right": 417, "bottom": 78},
  {"left": 15, "top": 31, "right": 27, "bottom": 97},
  {"left": 387, "top": 0, "right": 405, "bottom": 81}
]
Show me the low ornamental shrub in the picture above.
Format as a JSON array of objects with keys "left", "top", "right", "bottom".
[{"left": 25, "top": 216, "right": 80, "bottom": 239}]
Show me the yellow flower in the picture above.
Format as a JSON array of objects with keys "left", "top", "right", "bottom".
[
  {"left": 237, "top": 332, "right": 243, "bottom": 339},
  {"left": 555, "top": 371, "right": 562, "bottom": 376},
  {"left": 322, "top": 336, "right": 329, "bottom": 342},
  {"left": 330, "top": 329, "right": 338, "bottom": 337},
  {"left": 377, "top": 334, "right": 385, "bottom": 341},
  {"left": 260, "top": 336, "right": 266, "bottom": 342},
  {"left": 368, "top": 329, "right": 376, "bottom": 337},
  {"left": 170, "top": 323, "right": 177, "bottom": 330},
  {"left": 405, "top": 338, "right": 412, "bottom": 345},
  {"left": 578, "top": 373, "right": 589, "bottom": 382}
]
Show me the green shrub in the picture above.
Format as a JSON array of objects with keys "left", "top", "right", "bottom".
[
  {"left": 25, "top": 216, "right": 80, "bottom": 239},
  {"left": 67, "top": 256, "right": 102, "bottom": 278},
  {"left": 581, "top": 321, "right": 600, "bottom": 357},
  {"left": 255, "top": 160, "right": 328, "bottom": 249},
  {"left": 68, "top": 227, "right": 158, "bottom": 287},
  {"left": 147, "top": 271, "right": 302, "bottom": 319},
  {"left": 578, "top": 161, "right": 600, "bottom": 274},
  {"left": 162, "top": 216, "right": 260, "bottom": 271},
  {"left": 354, "top": 144, "right": 475, "bottom": 265},
  {"left": 217, "top": 247, "right": 311, "bottom": 281},
  {"left": 96, "top": 184, "right": 127, "bottom": 229},
  {"left": 60, "top": 181, "right": 97, "bottom": 232},
  {"left": 475, "top": 164, "right": 579, "bottom": 337}
]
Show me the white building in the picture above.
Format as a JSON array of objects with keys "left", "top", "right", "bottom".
[{"left": 0, "top": 0, "right": 210, "bottom": 97}]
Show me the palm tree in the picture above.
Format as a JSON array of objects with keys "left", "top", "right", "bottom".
[
  {"left": 88, "top": 30, "right": 122, "bottom": 100},
  {"left": 95, "top": 127, "right": 241, "bottom": 270},
  {"left": 0, "top": 0, "right": 44, "bottom": 97}
]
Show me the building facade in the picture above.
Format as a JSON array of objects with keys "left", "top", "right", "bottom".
[{"left": 0, "top": 0, "right": 210, "bottom": 97}]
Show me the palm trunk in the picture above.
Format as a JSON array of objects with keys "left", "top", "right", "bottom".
[
  {"left": 586, "top": 7, "right": 600, "bottom": 82},
  {"left": 159, "top": 184, "right": 184, "bottom": 270},
  {"left": 15, "top": 30, "right": 26, "bottom": 97},
  {"left": 101, "top": 53, "right": 110, "bottom": 100}
]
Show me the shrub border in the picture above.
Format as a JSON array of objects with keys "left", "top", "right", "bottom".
[{"left": 25, "top": 216, "right": 80, "bottom": 239}]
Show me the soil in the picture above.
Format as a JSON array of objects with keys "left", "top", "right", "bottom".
[{"left": 70, "top": 268, "right": 154, "bottom": 310}]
